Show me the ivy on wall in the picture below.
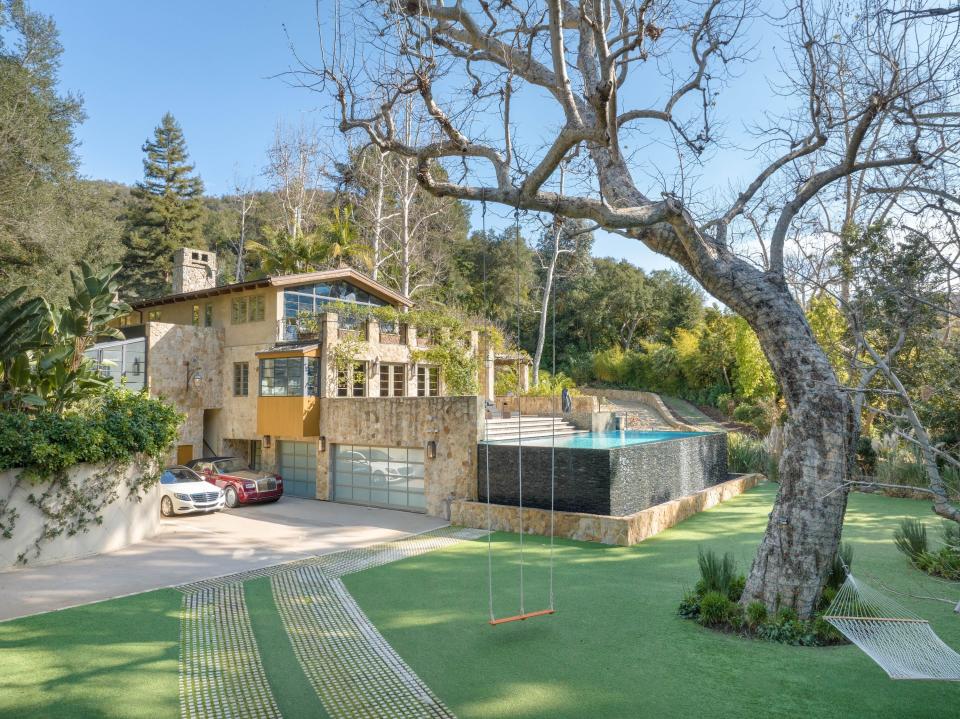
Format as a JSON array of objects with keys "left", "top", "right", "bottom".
[{"left": 0, "top": 387, "right": 183, "bottom": 563}]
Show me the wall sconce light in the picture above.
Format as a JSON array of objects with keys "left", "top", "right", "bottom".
[
  {"left": 319, "top": 436, "right": 327, "bottom": 452},
  {"left": 263, "top": 435, "right": 272, "bottom": 449},
  {"left": 427, "top": 440, "right": 437, "bottom": 459}
]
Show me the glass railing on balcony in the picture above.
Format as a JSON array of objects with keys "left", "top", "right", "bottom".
[{"left": 278, "top": 317, "right": 325, "bottom": 343}]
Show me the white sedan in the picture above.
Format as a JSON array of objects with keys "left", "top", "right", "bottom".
[{"left": 159, "top": 465, "right": 225, "bottom": 516}]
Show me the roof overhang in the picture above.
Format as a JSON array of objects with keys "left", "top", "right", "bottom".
[{"left": 130, "top": 267, "right": 414, "bottom": 310}]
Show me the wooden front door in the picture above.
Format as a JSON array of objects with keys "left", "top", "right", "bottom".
[{"left": 176, "top": 444, "right": 193, "bottom": 465}]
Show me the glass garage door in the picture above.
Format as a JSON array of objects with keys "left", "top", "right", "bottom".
[
  {"left": 333, "top": 445, "right": 425, "bottom": 512},
  {"left": 278, "top": 441, "right": 317, "bottom": 498}
]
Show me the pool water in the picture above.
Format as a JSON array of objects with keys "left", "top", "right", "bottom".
[{"left": 484, "top": 430, "right": 710, "bottom": 449}]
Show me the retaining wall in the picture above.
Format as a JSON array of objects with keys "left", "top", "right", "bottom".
[
  {"left": 0, "top": 460, "right": 160, "bottom": 570},
  {"left": 452, "top": 473, "right": 764, "bottom": 546}
]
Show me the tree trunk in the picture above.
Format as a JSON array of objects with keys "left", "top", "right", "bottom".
[
  {"left": 532, "top": 246, "right": 559, "bottom": 387},
  {"left": 734, "top": 282, "right": 856, "bottom": 618}
]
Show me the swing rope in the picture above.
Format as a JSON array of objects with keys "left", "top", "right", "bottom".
[
  {"left": 481, "top": 199, "right": 495, "bottom": 624},
  {"left": 482, "top": 192, "right": 557, "bottom": 626},
  {"left": 514, "top": 203, "right": 525, "bottom": 616}
]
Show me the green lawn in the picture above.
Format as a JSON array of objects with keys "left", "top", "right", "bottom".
[
  {"left": 0, "top": 589, "right": 181, "bottom": 718},
  {"left": 344, "top": 485, "right": 960, "bottom": 718},
  {"left": 2, "top": 485, "right": 959, "bottom": 718}
]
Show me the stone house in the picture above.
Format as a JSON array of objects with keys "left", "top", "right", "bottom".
[{"left": 85, "top": 248, "right": 517, "bottom": 516}]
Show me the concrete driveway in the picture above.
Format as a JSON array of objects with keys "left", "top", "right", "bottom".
[{"left": 0, "top": 498, "right": 448, "bottom": 622}]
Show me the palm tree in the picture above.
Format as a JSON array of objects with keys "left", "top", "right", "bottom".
[{"left": 247, "top": 204, "right": 372, "bottom": 276}]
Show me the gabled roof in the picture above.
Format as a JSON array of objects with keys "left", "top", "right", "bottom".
[{"left": 130, "top": 267, "right": 414, "bottom": 310}]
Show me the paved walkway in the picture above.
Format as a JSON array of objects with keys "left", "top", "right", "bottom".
[{"left": 0, "top": 498, "right": 447, "bottom": 622}]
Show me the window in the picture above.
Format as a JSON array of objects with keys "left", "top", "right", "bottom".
[
  {"left": 259, "top": 357, "right": 318, "bottom": 396},
  {"left": 192, "top": 304, "right": 200, "bottom": 326},
  {"left": 337, "top": 362, "right": 366, "bottom": 397},
  {"left": 231, "top": 297, "right": 249, "bottom": 324},
  {"left": 249, "top": 295, "right": 265, "bottom": 322},
  {"left": 417, "top": 366, "right": 439, "bottom": 397},
  {"left": 379, "top": 364, "right": 405, "bottom": 397},
  {"left": 147, "top": 310, "right": 161, "bottom": 321},
  {"left": 233, "top": 362, "right": 249, "bottom": 396},
  {"left": 204, "top": 303, "right": 213, "bottom": 327},
  {"left": 232, "top": 295, "right": 265, "bottom": 324},
  {"left": 84, "top": 338, "right": 146, "bottom": 392}
]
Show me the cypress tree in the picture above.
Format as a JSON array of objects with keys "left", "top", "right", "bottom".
[{"left": 121, "top": 113, "right": 205, "bottom": 298}]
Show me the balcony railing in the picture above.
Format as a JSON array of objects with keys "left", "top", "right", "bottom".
[{"left": 278, "top": 317, "right": 324, "bottom": 343}]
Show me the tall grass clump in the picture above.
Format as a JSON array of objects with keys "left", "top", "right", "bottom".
[{"left": 727, "top": 432, "right": 776, "bottom": 478}]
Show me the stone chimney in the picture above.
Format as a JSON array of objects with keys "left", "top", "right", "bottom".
[{"left": 172, "top": 248, "right": 217, "bottom": 294}]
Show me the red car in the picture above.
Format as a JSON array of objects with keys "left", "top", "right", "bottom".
[{"left": 187, "top": 456, "right": 283, "bottom": 508}]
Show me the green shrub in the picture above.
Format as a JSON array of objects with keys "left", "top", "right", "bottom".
[
  {"left": 943, "top": 521, "right": 960, "bottom": 552},
  {"left": 775, "top": 606, "right": 799, "bottom": 624},
  {"left": 894, "top": 518, "right": 928, "bottom": 562},
  {"left": 0, "top": 386, "right": 183, "bottom": 480},
  {"left": 825, "top": 542, "right": 853, "bottom": 591},
  {"left": 727, "top": 574, "right": 746, "bottom": 602},
  {"left": 745, "top": 601, "right": 768, "bottom": 628},
  {"left": 677, "top": 591, "right": 700, "bottom": 619},
  {"left": 697, "top": 547, "right": 739, "bottom": 598},
  {"left": 727, "top": 433, "right": 771, "bottom": 475},
  {"left": 813, "top": 616, "right": 843, "bottom": 643},
  {"left": 855, "top": 436, "right": 878, "bottom": 476},
  {"left": 697, "top": 591, "right": 733, "bottom": 626}
]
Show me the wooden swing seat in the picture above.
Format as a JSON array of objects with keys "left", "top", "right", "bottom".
[{"left": 488, "top": 608, "right": 555, "bottom": 626}]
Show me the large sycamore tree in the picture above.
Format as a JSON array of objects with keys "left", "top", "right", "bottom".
[{"left": 313, "top": 0, "right": 960, "bottom": 616}]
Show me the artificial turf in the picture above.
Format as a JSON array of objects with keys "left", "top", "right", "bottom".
[
  {"left": 343, "top": 484, "right": 960, "bottom": 719},
  {"left": 0, "top": 588, "right": 181, "bottom": 718},
  {"left": 2, "top": 485, "right": 959, "bottom": 718},
  {"left": 245, "top": 577, "right": 328, "bottom": 719}
]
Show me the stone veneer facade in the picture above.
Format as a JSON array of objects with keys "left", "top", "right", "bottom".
[
  {"left": 146, "top": 322, "right": 224, "bottom": 461},
  {"left": 452, "top": 473, "right": 764, "bottom": 546},
  {"left": 315, "top": 396, "right": 484, "bottom": 516},
  {"left": 480, "top": 431, "right": 728, "bottom": 516}
]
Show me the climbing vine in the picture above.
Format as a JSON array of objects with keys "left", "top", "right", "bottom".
[{"left": 0, "top": 387, "right": 182, "bottom": 563}]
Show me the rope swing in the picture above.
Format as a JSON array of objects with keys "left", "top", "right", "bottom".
[{"left": 481, "top": 197, "right": 557, "bottom": 626}]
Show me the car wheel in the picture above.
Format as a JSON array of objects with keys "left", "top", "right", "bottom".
[
  {"left": 224, "top": 486, "right": 239, "bottom": 508},
  {"left": 160, "top": 496, "right": 175, "bottom": 517}
]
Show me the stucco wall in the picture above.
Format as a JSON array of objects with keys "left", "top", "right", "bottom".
[
  {"left": 316, "top": 396, "right": 483, "bottom": 516},
  {"left": 0, "top": 460, "right": 160, "bottom": 570}
]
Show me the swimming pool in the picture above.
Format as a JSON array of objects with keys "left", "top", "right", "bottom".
[
  {"left": 484, "top": 430, "right": 710, "bottom": 449},
  {"left": 479, "top": 429, "right": 727, "bottom": 516}
]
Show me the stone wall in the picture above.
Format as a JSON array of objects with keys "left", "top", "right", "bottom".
[
  {"left": 0, "top": 460, "right": 160, "bottom": 570},
  {"left": 452, "top": 473, "right": 764, "bottom": 546},
  {"left": 480, "top": 431, "right": 727, "bottom": 516},
  {"left": 580, "top": 388, "right": 695, "bottom": 430},
  {"left": 317, "top": 396, "right": 483, "bottom": 516},
  {"left": 147, "top": 322, "right": 225, "bottom": 462},
  {"left": 494, "top": 395, "right": 599, "bottom": 416}
]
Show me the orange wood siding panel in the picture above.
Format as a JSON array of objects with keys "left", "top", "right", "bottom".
[{"left": 257, "top": 396, "right": 319, "bottom": 438}]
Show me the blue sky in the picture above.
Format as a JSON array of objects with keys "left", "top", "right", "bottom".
[{"left": 35, "top": 1, "right": 782, "bottom": 274}]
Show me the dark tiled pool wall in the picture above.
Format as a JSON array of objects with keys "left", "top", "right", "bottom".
[
  {"left": 479, "top": 445, "right": 613, "bottom": 514},
  {"left": 479, "top": 433, "right": 728, "bottom": 516}
]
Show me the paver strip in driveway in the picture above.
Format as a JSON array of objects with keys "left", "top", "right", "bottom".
[{"left": 176, "top": 527, "right": 485, "bottom": 719}]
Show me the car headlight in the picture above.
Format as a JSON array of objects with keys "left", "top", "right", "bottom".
[
  {"left": 243, "top": 481, "right": 256, "bottom": 490},
  {"left": 174, "top": 493, "right": 191, "bottom": 501}
]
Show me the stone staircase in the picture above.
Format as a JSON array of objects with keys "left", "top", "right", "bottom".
[{"left": 482, "top": 415, "right": 585, "bottom": 442}]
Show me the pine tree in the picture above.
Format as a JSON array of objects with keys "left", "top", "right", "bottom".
[{"left": 121, "top": 113, "right": 205, "bottom": 298}]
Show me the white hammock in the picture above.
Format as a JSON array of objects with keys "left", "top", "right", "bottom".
[{"left": 824, "top": 573, "right": 960, "bottom": 681}]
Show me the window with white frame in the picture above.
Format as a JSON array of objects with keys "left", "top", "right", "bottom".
[
  {"left": 337, "top": 362, "right": 366, "bottom": 397},
  {"left": 416, "top": 366, "right": 439, "bottom": 397},
  {"left": 379, "top": 364, "right": 405, "bottom": 397}
]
